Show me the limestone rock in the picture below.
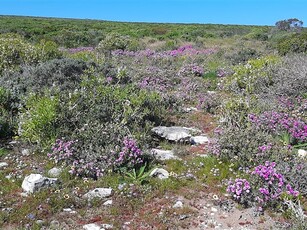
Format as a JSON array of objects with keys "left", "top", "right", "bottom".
[
  {"left": 22, "top": 174, "right": 58, "bottom": 193},
  {"left": 152, "top": 126, "right": 200, "bottom": 142},
  {"left": 190, "top": 136, "right": 209, "bottom": 145},
  {"left": 0, "top": 162, "right": 8, "bottom": 169},
  {"left": 150, "top": 149, "right": 180, "bottom": 161},
  {"left": 150, "top": 168, "right": 169, "bottom": 179},
  {"left": 83, "top": 223, "right": 101, "bottom": 230},
  {"left": 83, "top": 188, "right": 113, "bottom": 200},
  {"left": 173, "top": 201, "right": 183, "bottom": 208},
  {"left": 298, "top": 149, "right": 307, "bottom": 159},
  {"left": 48, "top": 167, "right": 62, "bottom": 177}
]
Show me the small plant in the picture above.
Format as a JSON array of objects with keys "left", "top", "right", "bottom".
[
  {"left": 227, "top": 178, "right": 252, "bottom": 207},
  {"left": 251, "top": 161, "right": 299, "bottom": 210},
  {"left": 124, "top": 163, "right": 153, "bottom": 184},
  {"left": 19, "top": 94, "right": 58, "bottom": 148},
  {"left": 115, "top": 137, "right": 144, "bottom": 169}
]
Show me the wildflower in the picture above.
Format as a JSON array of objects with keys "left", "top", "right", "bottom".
[{"left": 64, "top": 194, "right": 70, "bottom": 199}]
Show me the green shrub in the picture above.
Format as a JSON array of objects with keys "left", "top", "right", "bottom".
[
  {"left": 277, "top": 32, "right": 307, "bottom": 55},
  {"left": 229, "top": 48, "right": 260, "bottom": 65},
  {"left": 96, "top": 33, "right": 132, "bottom": 56},
  {"left": 36, "top": 39, "right": 62, "bottom": 61},
  {"left": 0, "top": 87, "right": 17, "bottom": 138},
  {"left": 222, "top": 55, "right": 280, "bottom": 94},
  {"left": 19, "top": 94, "right": 58, "bottom": 148},
  {"left": 0, "top": 34, "right": 40, "bottom": 74}
]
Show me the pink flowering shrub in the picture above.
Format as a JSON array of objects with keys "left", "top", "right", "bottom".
[
  {"left": 252, "top": 161, "right": 299, "bottom": 209},
  {"left": 47, "top": 139, "right": 75, "bottom": 164},
  {"left": 227, "top": 161, "right": 300, "bottom": 210},
  {"left": 249, "top": 111, "right": 307, "bottom": 144},
  {"left": 115, "top": 137, "right": 144, "bottom": 169},
  {"left": 227, "top": 178, "right": 252, "bottom": 206},
  {"left": 178, "top": 63, "right": 204, "bottom": 77}
]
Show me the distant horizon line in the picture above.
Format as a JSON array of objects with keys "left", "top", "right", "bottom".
[{"left": 0, "top": 14, "right": 275, "bottom": 27}]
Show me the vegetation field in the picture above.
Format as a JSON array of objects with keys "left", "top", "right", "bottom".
[{"left": 0, "top": 16, "right": 306, "bottom": 229}]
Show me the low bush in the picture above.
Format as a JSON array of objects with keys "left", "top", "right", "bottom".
[
  {"left": 277, "top": 32, "right": 307, "bottom": 55},
  {"left": 18, "top": 93, "right": 58, "bottom": 148}
]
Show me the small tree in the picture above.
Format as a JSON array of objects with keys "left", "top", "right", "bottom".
[{"left": 275, "top": 18, "right": 303, "bottom": 32}]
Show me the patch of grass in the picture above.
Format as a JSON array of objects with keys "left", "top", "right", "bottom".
[{"left": 0, "top": 148, "right": 8, "bottom": 157}]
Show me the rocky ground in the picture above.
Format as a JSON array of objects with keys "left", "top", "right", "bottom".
[{"left": 0, "top": 109, "right": 300, "bottom": 229}]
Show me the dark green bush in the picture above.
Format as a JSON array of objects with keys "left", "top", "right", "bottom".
[
  {"left": 277, "top": 32, "right": 307, "bottom": 55},
  {"left": 0, "top": 58, "right": 89, "bottom": 96},
  {"left": 229, "top": 48, "right": 260, "bottom": 65}
]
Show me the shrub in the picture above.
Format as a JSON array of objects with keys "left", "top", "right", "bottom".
[
  {"left": 49, "top": 74, "right": 170, "bottom": 178},
  {"left": 96, "top": 33, "right": 132, "bottom": 57},
  {"left": 227, "top": 162, "right": 300, "bottom": 211},
  {"left": 276, "top": 32, "right": 307, "bottom": 55},
  {"left": 0, "top": 34, "right": 40, "bottom": 74},
  {"left": 263, "top": 55, "right": 307, "bottom": 98},
  {"left": 0, "top": 58, "right": 89, "bottom": 97},
  {"left": 18, "top": 94, "right": 58, "bottom": 148},
  {"left": 0, "top": 87, "right": 18, "bottom": 138},
  {"left": 222, "top": 55, "right": 280, "bottom": 94},
  {"left": 229, "top": 48, "right": 260, "bottom": 65}
]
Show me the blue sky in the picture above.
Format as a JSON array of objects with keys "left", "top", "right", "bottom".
[{"left": 0, "top": 0, "right": 306, "bottom": 26}]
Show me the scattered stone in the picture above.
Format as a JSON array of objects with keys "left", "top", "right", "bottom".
[
  {"left": 83, "top": 188, "right": 113, "bottom": 200},
  {"left": 102, "top": 224, "right": 113, "bottom": 229},
  {"left": 173, "top": 201, "right": 183, "bottom": 209},
  {"left": 20, "top": 192, "right": 28, "bottom": 197},
  {"left": 63, "top": 208, "right": 73, "bottom": 212},
  {"left": 50, "top": 220, "right": 60, "bottom": 229},
  {"left": 150, "top": 168, "right": 169, "bottom": 179},
  {"left": 48, "top": 167, "right": 62, "bottom": 177},
  {"left": 183, "top": 107, "right": 198, "bottom": 113},
  {"left": 21, "top": 149, "right": 30, "bottom": 156},
  {"left": 150, "top": 149, "right": 180, "bottom": 161},
  {"left": 211, "top": 207, "right": 218, "bottom": 212},
  {"left": 5, "top": 174, "right": 12, "bottom": 180},
  {"left": 190, "top": 136, "right": 209, "bottom": 145},
  {"left": 179, "top": 214, "right": 189, "bottom": 220},
  {"left": 21, "top": 174, "right": 58, "bottom": 193},
  {"left": 83, "top": 223, "right": 101, "bottom": 230},
  {"left": 36, "top": 220, "right": 45, "bottom": 225},
  {"left": 298, "top": 149, "right": 307, "bottom": 159},
  {"left": 0, "top": 162, "right": 8, "bottom": 169},
  {"left": 152, "top": 126, "right": 200, "bottom": 142},
  {"left": 103, "top": 200, "right": 113, "bottom": 206},
  {"left": 197, "top": 154, "right": 209, "bottom": 158}
]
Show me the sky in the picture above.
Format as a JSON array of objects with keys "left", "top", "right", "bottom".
[{"left": 0, "top": 0, "right": 306, "bottom": 26}]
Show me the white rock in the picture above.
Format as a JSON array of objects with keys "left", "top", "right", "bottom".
[
  {"left": 83, "top": 188, "right": 113, "bottom": 200},
  {"left": 190, "top": 136, "right": 210, "bottom": 145},
  {"left": 0, "top": 162, "right": 8, "bottom": 169},
  {"left": 183, "top": 107, "right": 198, "bottom": 113},
  {"left": 211, "top": 207, "right": 218, "bottom": 212},
  {"left": 150, "top": 168, "right": 169, "bottom": 180},
  {"left": 150, "top": 149, "right": 180, "bottom": 161},
  {"left": 102, "top": 224, "right": 113, "bottom": 229},
  {"left": 152, "top": 126, "right": 200, "bottom": 142},
  {"left": 103, "top": 200, "right": 113, "bottom": 206},
  {"left": 63, "top": 208, "right": 72, "bottom": 212},
  {"left": 21, "top": 174, "right": 58, "bottom": 193},
  {"left": 83, "top": 223, "right": 102, "bottom": 230},
  {"left": 21, "top": 149, "right": 30, "bottom": 156},
  {"left": 298, "top": 149, "right": 307, "bottom": 158},
  {"left": 48, "top": 167, "right": 62, "bottom": 177},
  {"left": 173, "top": 201, "right": 183, "bottom": 208}
]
